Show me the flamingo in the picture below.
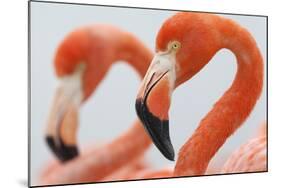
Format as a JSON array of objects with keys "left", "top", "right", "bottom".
[
  {"left": 41, "top": 24, "right": 154, "bottom": 184},
  {"left": 135, "top": 12, "right": 266, "bottom": 177},
  {"left": 221, "top": 122, "right": 267, "bottom": 173}
]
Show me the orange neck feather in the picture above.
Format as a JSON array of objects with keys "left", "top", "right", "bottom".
[{"left": 174, "top": 17, "right": 264, "bottom": 176}]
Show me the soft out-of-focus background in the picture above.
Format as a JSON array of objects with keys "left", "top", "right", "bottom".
[{"left": 30, "top": 1, "right": 267, "bottom": 185}]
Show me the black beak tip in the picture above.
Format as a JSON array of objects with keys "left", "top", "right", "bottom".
[
  {"left": 164, "top": 145, "right": 175, "bottom": 161},
  {"left": 135, "top": 98, "right": 175, "bottom": 161},
  {"left": 46, "top": 136, "right": 79, "bottom": 162},
  {"left": 147, "top": 121, "right": 175, "bottom": 161}
]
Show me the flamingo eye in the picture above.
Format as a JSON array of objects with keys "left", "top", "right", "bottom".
[{"left": 170, "top": 41, "right": 181, "bottom": 51}]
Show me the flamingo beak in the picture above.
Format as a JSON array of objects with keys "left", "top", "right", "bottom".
[
  {"left": 45, "top": 84, "right": 81, "bottom": 162},
  {"left": 135, "top": 52, "right": 177, "bottom": 161}
]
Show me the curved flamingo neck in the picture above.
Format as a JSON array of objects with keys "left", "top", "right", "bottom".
[
  {"left": 81, "top": 26, "right": 152, "bottom": 100},
  {"left": 112, "top": 32, "right": 153, "bottom": 78},
  {"left": 174, "top": 19, "right": 264, "bottom": 176}
]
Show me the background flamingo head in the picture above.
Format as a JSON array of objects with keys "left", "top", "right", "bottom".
[
  {"left": 54, "top": 27, "right": 113, "bottom": 100},
  {"left": 45, "top": 27, "right": 112, "bottom": 162}
]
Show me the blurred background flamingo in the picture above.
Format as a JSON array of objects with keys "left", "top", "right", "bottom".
[
  {"left": 136, "top": 12, "right": 267, "bottom": 176},
  {"left": 40, "top": 24, "right": 154, "bottom": 184},
  {"left": 222, "top": 122, "right": 267, "bottom": 173}
]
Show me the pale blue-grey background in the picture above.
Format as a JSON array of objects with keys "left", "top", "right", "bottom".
[{"left": 30, "top": 1, "right": 267, "bottom": 185}]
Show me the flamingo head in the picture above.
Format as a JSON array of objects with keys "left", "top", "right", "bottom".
[
  {"left": 45, "top": 29, "right": 109, "bottom": 162},
  {"left": 136, "top": 12, "right": 221, "bottom": 161}
]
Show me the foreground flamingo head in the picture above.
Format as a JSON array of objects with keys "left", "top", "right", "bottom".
[
  {"left": 135, "top": 12, "right": 226, "bottom": 160},
  {"left": 155, "top": 13, "right": 223, "bottom": 85}
]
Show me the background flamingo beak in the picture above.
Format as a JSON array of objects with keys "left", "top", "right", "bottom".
[
  {"left": 45, "top": 86, "right": 80, "bottom": 162},
  {"left": 135, "top": 53, "right": 176, "bottom": 161}
]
